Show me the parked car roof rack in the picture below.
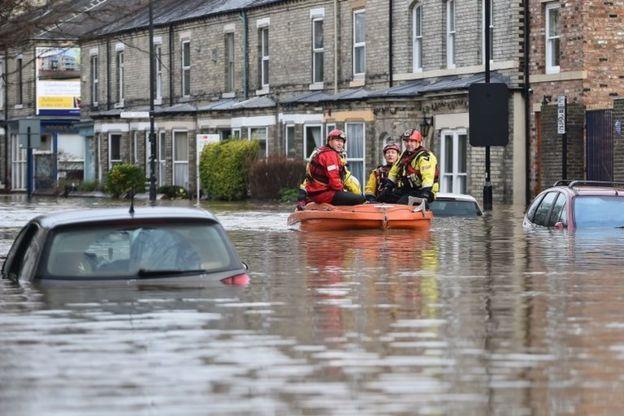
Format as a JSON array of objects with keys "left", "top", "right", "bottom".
[
  {"left": 553, "top": 180, "right": 573, "bottom": 187},
  {"left": 567, "top": 180, "right": 624, "bottom": 188}
]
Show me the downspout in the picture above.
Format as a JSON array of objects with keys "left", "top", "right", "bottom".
[
  {"left": 388, "top": 0, "right": 393, "bottom": 87},
  {"left": 240, "top": 10, "right": 249, "bottom": 99},
  {"left": 169, "top": 24, "right": 174, "bottom": 106},
  {"left": 3, "top": 50, "right": 8, "bottom": 190},
  {"left": 106, "top": 39, "right": 111, "bottom": 110},
  {"left": 333, "top": 0, "right": 338, "bottom": 93},
  {"left": 523, "top": 0, "right": 531, "bottom": 206}
]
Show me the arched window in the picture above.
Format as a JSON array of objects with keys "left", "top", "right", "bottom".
[{"left": 412, "top": 3, "right": 423, "bottom": 72}]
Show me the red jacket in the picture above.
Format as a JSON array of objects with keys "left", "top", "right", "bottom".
[{"left": 305, "top": 146, "right": 345, "bottom": 203}]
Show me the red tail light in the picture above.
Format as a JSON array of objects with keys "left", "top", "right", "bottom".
[{"left": 220, "top": 273, "right": 250, "bottom": 286}]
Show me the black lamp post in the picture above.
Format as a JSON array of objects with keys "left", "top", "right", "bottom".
[{"left": 148, "top": 0, "right": 157, "bottom": 204}]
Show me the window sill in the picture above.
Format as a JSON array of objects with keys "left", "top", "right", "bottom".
[
  {"left": 14, "top": 104, "right": 23, "bottom": 109},
  {"left": 222, "top": 92, "right": 236, "bottom": 98},
  {"left": 256, "top": 87, "right": 270, "bottom": 96},
  {"left": 154, "top": 98, "right": 162, "bottom": 106},
  {"left": 309, "top": 82, "right": 324, "bottom": 91},
  {"left": 532, "top": 70, "right": 587, "bottom": 83},
  {"left": 349, "top": 78, "right": 365, "bottom": 88},
  {"left": 114, "top": 101, "right": 124, "bottom": 109}
]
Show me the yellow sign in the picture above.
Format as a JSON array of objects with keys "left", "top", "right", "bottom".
[{"left": 38, "top": 96, "right": 74, "bottom": 108}]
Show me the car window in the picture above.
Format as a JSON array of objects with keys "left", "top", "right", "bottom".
[
  {"left": 547, "top": 193, "right": 566, "bottom": 226},
  {"left": 532, "top": 192, "right": 557, "bottom": 226},
  {"left": 429, "top": 200, "right": 481, "bottom": 217},
  {"left": 43, "top": 221, "right": 238, "bottom": 279},
  {"left": 2, "top": 223, "right": 39, "bottom": 280},
  {"left": 574, "top": 196, "right": 624, "bottom": 228},
  {"left": 526, "top": 193, "right": 545, "bottom": 222}
]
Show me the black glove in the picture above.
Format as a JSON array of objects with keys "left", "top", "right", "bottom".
[
  {"left": 416, "top": 187, "right": 434, "bottom": 203},
  {"left": 380, "top": 178, "right": 395, "bottom": 193},
  {"left": 365, "top": 194, "right": 377, "bottom": 203},
  {"left": 297, "top": 188, "right": 307, "bottom": 202}
]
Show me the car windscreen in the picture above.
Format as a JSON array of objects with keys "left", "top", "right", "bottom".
[
  {"left": 429, "top": 200, "right": 480, "bottom": 217},
  {"left": 574, "top": 196, "right": 624, "bottom": 228},
  {"left": 43, "top": 221, "right": 238, "bottom": 279}
]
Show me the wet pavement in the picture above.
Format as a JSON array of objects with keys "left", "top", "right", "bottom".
[{"left": 2, "top": 195, "right": 624, "bottom": 415}]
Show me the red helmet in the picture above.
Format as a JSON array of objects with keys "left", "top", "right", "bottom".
[
  {"left": 326, "top": 128, "right": 346, "bottom": 144},
  {"left": 401, "top": 129, "right": 423, "bottom": 142},
  {"left": 383, "top": 143, "right": 401, "bottom": 154}
]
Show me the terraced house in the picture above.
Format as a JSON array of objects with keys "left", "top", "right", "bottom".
[{"left": 3, "top": 0, "right": 525, "bottom": 202}]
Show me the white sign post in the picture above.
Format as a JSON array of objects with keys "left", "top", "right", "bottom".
[
  {"left": 196, "top": 134, "right": 220, "bottom": 205},
  {"left": 557, "top": 95, "right": 566, "bottom": 135}
]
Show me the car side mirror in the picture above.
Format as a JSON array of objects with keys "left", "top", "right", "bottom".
[{"left": 554, "top": 222, "right": 566, "bottom": 230}]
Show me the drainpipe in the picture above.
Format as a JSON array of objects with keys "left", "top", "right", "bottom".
[
  {"left": 106, "top": 39, "right": 111, "bottom": 110},
  {"left": 169, "top": 25, "right": 174, "bottom": 106},
  {"left": 333, "top": 0, "right": 338, "bottom": 93},
  {"left": 523, "top": 0, "right": 531, "bottom": 206},
  {"left": 388, "top": 0, "right": 393, "bottom": 87},
  {"left": 3, "top": 50, "right": 8, "bottom": 190},
  {"left": 240, "top": 10, "right": 249, "bottom": 99}
]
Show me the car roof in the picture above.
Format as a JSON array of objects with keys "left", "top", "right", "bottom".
[
  {"left": 434, "top": 193, "right": 480, "bottom": 203},
  {"left": 547, "top": 181, "right": 624, "bottom": 197},
  {"left": 33, "top": 207, "right": 220, "bottom": 229}
]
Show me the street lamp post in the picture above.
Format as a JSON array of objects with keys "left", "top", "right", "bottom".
[
  {"left": 483, "top": 0, "right": 492, "bottom": 211},
  {"left": 148, "top": 0, "right": 157, "bottom": 204}
]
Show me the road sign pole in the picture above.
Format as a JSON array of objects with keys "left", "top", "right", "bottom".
[{"left": 557, "top": 96, "right": 567, "bottom": 180}]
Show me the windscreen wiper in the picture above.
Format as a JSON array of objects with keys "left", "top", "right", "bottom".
[{"left": 137, "top": 268, "right": 207, "bottom": 277}]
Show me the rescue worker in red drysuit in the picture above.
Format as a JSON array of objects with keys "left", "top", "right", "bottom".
[
  {"left": 378, "top": 129, "right": 439, "bottom": 205},
  {"left": 364, "top": 142, "right": 401, "bottom": 203},
  {"left": 304, "top": 129, "right": 366, "bottom": 205}
]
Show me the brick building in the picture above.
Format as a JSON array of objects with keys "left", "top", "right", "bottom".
[
  {"left": 529, "top": 0, "right": 624, "bottom": 193},
  {"left": 1, "top": 0, "right": 529, "bottom": 202}
]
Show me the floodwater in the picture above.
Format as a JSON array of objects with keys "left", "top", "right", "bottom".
[{"left": 2, "top": 195, "right": 624, "bottom": 415}]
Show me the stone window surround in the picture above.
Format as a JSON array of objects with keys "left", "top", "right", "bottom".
[
  {"left": 181, "top": 39, "right": 191, "bottom": 98},
  {"left": 352, "top": 9, "right": 366, "bottom": 79},
  {"left": 257, "top": 18, "right": 270, "bottom": 95},
  {"left": 114, "top": 44, "right": 124, "bottom": 108},
  {"left": 412, "top": 3, "right": 423, "bottom": 73},
  {"left": 153, "top": 36, "right": 163, "bottom": 105}
]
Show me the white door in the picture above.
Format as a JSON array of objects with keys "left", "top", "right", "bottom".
[
  {"left": 440, "top": 129, "right": 468, "bottom": 194},
  {"left": 11, "top": 134, "right": 27, "bottom": 190},
  {"left": 173, "top": 131, "right": 189, "bottom": 188}
]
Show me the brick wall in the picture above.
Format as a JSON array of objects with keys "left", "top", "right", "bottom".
[{"left": 539, "top": 102, "right": 585, "bottom": 188}]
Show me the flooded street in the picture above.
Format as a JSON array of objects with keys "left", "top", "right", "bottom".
[{"left": 2, "top": 196, "right": 624, "bottom": 415}]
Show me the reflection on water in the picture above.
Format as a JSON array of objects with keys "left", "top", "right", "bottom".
[{"left": 2, "top": 196, "right": 624, "bottom": 415}]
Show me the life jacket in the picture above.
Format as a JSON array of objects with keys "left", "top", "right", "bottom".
[
  {"left": 306, "top": 146, "right": 346, "bottom": 187},
  {"left": 396, "top": 147, "right": 440, "bottom": 191},
  {"left": 373, "top": 164, "right": 392, "bottom": 194}
]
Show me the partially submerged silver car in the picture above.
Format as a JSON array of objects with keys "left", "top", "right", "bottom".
[{"left": 2, "top": 207, "right": 249, "bottom": 285}]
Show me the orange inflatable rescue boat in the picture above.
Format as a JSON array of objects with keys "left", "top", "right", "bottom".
[{"left": 287, "top": 201, "right": 433, "bottom": 231}]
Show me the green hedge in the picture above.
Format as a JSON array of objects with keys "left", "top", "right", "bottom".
[
  {"left": 106, "top": 163, "right": 146, "bottom": 198},
  {"left": 200, "top": 139, "right": 259, "bottom": 200}
]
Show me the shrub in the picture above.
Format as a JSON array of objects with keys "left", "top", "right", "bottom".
[
  {"left": 78, "top": 180, "right": 99, "bottom": 192},
  {"left": 106, "top": 163, "right": 146, "bottom": 198},
  {"left": 158, "top": 185, "right": 189, "bottom": 199},
  {"left": 200, "top": 139, "right": 259, "bottom": 200},
  {"left": 248, "top": 156, "right": 307, "bottom": 199},
  {"left": 279, "top": 187, "right": 300, "bottom": 203}
]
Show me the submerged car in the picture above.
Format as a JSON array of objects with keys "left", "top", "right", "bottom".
[
  {"left": 523, "top": 180, "right": 624, "bottom": 231},
  {"left": 429, "top": 193, "right": 483, "bottom": 217},
  {"left": 2, "top": 207, "right": 249, "bottom": 285}
]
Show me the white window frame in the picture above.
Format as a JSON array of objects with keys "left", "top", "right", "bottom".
[
  {"left": 155, "top": 44, "right": 163, "bottom": 104},
  {"left": 545, "top": 3, "right": 560, "bottom": 74},
  {"left": 158, "top": 131, "right": 166, "bottom": 186},
  {"left": 133, "top": 131, "right": 139, "bottom": 164},
  {"left": 259, "top": 27, "right": 270, "bottom": 88},
  {"left": 116, "top": 51, "right": 124, "bottom": 105},
  {"left": 284, "top": 124, "right": 296, "bottom": 157},
  {"left": 440, "top": 129, "right": 468, "bottom": 194},
  {"left": 108, "top": 133, "right": 122, "bottom": 169},
  {"left": 181, "top": 40, "right": 191, "bottom": 97},
  {"left": 248, "top": 127, "right": 269, "bottom": 158},
  {"left": 90, "top": 54, "right": 98, "bottom": 106},
  {"left": 172, "top": 129, "right": 189, "bottom": 188},
  {"left": 481, "top": 0, "right": 494, "bottom": 65},
  {"left": 446, "top": 0, "right": 456, "bottom": 69},
  {"left": 412, "top": 4, "right": 423, "bottom": 72},
  {"left": 304, "top": 124, "right": 323, "bottom": 159},
  {"left": 312, "top": 17, "right": 324, "bottom": 84},
  {"left": 345, "top": 122, "right": 366, "bottom": 187},
  {"left": 232, "top": 128, "right": 241, "bottom": 139},
  {"left": 225, "top": 32, "right": 235, "bottom": 93},
  {"left": 353, "top": 10, "right": 366, "bottom": 77}
]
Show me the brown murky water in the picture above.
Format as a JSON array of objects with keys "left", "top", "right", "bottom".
[{"left": 2, "top": 195, "right": 624, "bottom": 415}]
